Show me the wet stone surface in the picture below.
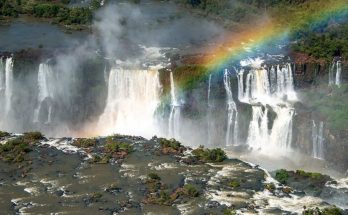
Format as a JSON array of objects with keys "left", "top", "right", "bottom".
[{"left": 0, "top": 134, "right": 345, "bottom": 214}]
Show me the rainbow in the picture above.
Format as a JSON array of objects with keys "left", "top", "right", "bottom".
[{"left": 202, "top": 0, "right": 348, "bottom": 71}]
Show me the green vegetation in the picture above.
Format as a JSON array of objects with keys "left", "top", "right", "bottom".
[
  {"left": 0, "top": 0, "right": 98, "bottom": 28},
  {"left": 159, "top": 138, "right": 186, "bottom": 154},
  {"left": 275, "top": 169, "right": 289, "bottom": 184},
  {"left": 0, "top": 132, "right": 44, "bottom": 163},
  {"left": 23, "top": 131, "right": 44, "bottom": 142},
  {"left": 180, "top": 0, "right": 348, "bottom": 60},
  {"left": 223, "top": 209, "right": 237, "bottom": 215},
  {"left": 191, "top": 146, "right": 227, "bottom": 163},
  {"left": 105, "top": 137, "right": 133, "bottom": 154},
  {"left": 274, "top": 169, "right": 329, "bottom": 195},
  {"left": 73, "top": 138, "right": 97, "bottom": 148},
  {"left": 302, "top": 83, "right": 348, "bottom": 131},
  {"left": 182, "top": 184, "right": 199, "bottom": 197},
  {"left": 229, "top": 180, "right": 241, "bottom": 188},
  {"left": 0, "top": 138, "right": 31, "bottom": 163},
  {"left": 0, "top": 131, "right": 10, "bottom": 138},
  {"left": 148, "top": 172, "right": 161, "bottom": 181},
  {"left": 90, "top": 154, "right": 110, "bottom": 164},
  {"left": 296, "top": 170, "right": 324, "bottom": 180},
  {"left": 159, "top": 138, "right": 181, "bottom": 150},
  {"left": 303, "top": 206, "right": 343, "bottom": 215},
  {"left": 292, "top": 23, "right": 348, "bottom": 60},
  {"left": 264, "top": 183, "right": 276, "bottom": 192}
]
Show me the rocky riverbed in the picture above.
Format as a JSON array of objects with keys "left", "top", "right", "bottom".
[{"left": 0, "top": 132, "right": 347, "bottom": 214}]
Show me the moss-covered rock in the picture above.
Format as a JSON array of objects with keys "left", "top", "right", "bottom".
[{"left": 273, "top": 169, "right": 332, "bottom": 196}]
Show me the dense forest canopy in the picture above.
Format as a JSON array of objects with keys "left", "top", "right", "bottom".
[{"left": 1, "top": 0, "right": 348, "bottom": 60}]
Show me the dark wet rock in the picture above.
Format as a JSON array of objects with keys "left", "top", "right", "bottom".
[
  {"left": 273, "top": 169, "right": 332, "bottom": 196},
  {"left": 206, "top": 200, "right": 220, "bottom": 208}
]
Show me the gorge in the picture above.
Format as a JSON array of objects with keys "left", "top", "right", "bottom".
[{"left": 1, "top": 0, "right": 348, "bottom": 214}]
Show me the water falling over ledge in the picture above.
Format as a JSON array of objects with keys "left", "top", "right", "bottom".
[{"left": 97, "top": 66, "right": 162, "bottom": 139}]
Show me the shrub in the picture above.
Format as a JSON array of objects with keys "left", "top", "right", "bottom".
[
  {"left": 23, "top": 131, "right": 44, "bottom": 143},
  {"left": 159, "top": 138, "right": 182, "bottom": 150},
  {"left": 303, "top": 206, "right": 343, "bottom": 215},
  {"left": 105, "top": 138, "right": 133, "bottom": 153},
  {"left": 73, "top": 138, "right": 97, "bottom": 148},
  {"left": 148, "top": 173, "right": 161, "bottom": 181},
  {"left": 183, "top": 184, "right": 199, "bottom": 197},
  {"left": 192, "top": 146, "right": 227, "bottom": 163},
  {"left": 0, "top": 131, "right": 10, "bottom": 138},
  {"left": 0, "top": 138, "right": 31, "bottom": 163},
  {"left": 275, "top": 169, "right": 289, "bottom": 184}
]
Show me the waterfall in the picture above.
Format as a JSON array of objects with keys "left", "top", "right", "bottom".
[
  {"left": 2, "top": 57, "right": 14, "bottom": 115},
  {"left": 312, "top": 120, "right": 325, "bottom": 160},
  {"left": 224, "top": 69, "right": 238, "bottom": 146},
  {"left": 329, "top": 61, "right": 335, "bottom": 86},
  {"left": 207, "top": 74, "right": 212, "bottom": 146},
  {"left": 269, "top": 107, "right": 294, "bottom": 150},
  {"left": 336, "top": 61, "right": 342, "bottom": 87},
  {"left": 240, "top": 63, "right": 297, "bottom": 105},
  {"left": 98, "top": 66, "right": 161, "bottom": 138},
  {"left": 34, "top": 63, "right": 55, "bottom": 124},
  {"left": 168, "top": 71, "right": 181, "bottom": 139},
  {"left": 246, "top": 106, "right": 269, "bottom": 150},
  {"left": 237, "top": 69, "right": 244, "bottom": 101},
  {"left": 0, "top": 59, "right": 4, "bottom": 94},
  {"left": 238, "top": 60, "right": 296, "bottom": 153},
  {"left": 329, "top": 60, "right": 342, "bottom": 87}
]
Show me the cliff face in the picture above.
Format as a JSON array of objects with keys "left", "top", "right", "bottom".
[
  {"left": 161, "top": 53, "right": 348, "bottom": 171},
  {"left": 1, "top": 49, "right": 347, "bottom": 171}
]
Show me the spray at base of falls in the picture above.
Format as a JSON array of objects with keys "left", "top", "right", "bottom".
[
  {"left": 168, "top": 71, "right": 181, "bottom": 139},
  {"left": 0, "top": 57, "right": 14, "bottom": 125},
  {"left": 34, "top": 63, "right": 55, "bottom": 124},
  {"left": 97, "top": 66, "right": 162, "bottom": 139},
  {"left": 329, "top": 60, "right": 342, "bottom": 87},
  {"left": 237, "top": 58, "right": 296, "bottom": 154},
  {"left": 312, "top": 120, "right": 325, "bottom": 160},
  {"left": 223, "top": 69, "right": 238, "bottom": 146}
]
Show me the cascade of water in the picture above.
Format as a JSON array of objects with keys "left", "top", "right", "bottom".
[
  {"left": 269, "top": 107, "right": 294, "bottom": 150},
  {"left": 239, "top": 63, "right": 296, "bottom": 105},
  {"left": 246, "top": 106, "right": 269, "bottom": 149},
  {"left": 329, "top": 61, "right": 335, "bottom": 86},
  {"left": 207, "top": 74, "right": 212, "bottom": 146},
  {"left": 4, "top": 57, "right": 14, "bottom": 115},
  {"left": 237, "top": 69, "right": 244, "bottom": 101},
  {"left": 0, "top": 58, "right": 4, "bottom": 94},
  {"left": 34, "top": 63, "right": 55, "bottom": 123},
  {"left": 312, "top": 120, "right": 325, "bottom": 160},
  {"left": 223, "top": 69, "right": 238, "bottom": 146},
  {"left": 168, "top": 71, "right": 181, "bottom": 139},
  {"left": 336, "top": 60, "right": 342, "bottom": 87},
  {"left": 98, "top": 67, "right": 161, "bottom": 138},
  {"left": 269, "top": 66, "right": 277, "bottom": 94},
  {"left": 238, "top": 60, "right": 296, "bottom": 153}
]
